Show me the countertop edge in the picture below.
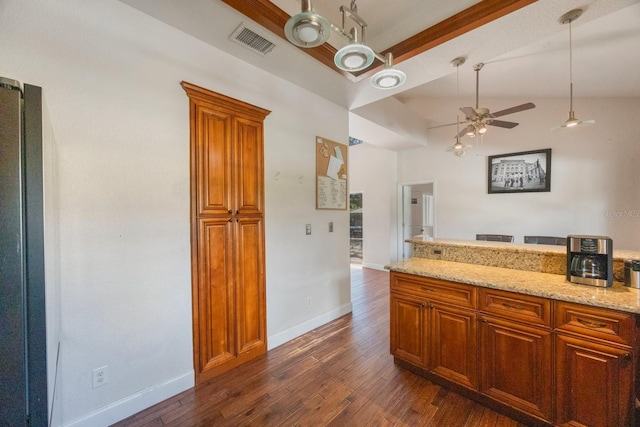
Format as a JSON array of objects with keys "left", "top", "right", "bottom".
[{"left": 385, "top": 259, "right": 640, "bottom": 315}]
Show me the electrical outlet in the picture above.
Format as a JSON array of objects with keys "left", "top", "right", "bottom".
[
  {"left": 329, "top": 222, "right": 333, "bottom": 232},
  {"left": 305, "top": 224, "right": 311, "bottom": 235},
  {"left": 307, "top": 297, "right": 312, "bottom": 307},
  {"left": 92, "top": 365, "right": 109, "bottom": 389}
]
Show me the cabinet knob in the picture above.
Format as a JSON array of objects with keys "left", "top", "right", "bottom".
[
  {"left": 236, "top": 210, "right": 240, "bottom": 215},
  {"left": 622, "top": 353, "right": 632, "bottom": 362},
  {"left": 228, "top": 218, "right": 232, "bottom": 222},
  {"left": 228, "top": 209, "right": 232, "bottom": 214}
]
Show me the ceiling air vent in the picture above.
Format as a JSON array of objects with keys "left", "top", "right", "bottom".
[{"left": 229, "top": 23, "right": 276, "bottom": 56}]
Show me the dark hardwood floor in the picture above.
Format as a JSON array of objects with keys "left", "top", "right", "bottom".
[{"left": 113, "top": 266, "right": 526, "bottom": 426}]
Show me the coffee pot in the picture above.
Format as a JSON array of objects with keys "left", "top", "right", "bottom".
[{"left": 566, "top": 235, "right": 613, "bottom": 287}]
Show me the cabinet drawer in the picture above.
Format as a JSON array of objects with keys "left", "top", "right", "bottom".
[
  {"left": 479, "top": 288, "right": 551, "bottom": 328},
  {"left": 390, "top": 272, "right": 475, "bottom": 309},
  {"left": 554, "top": 301, "right": 635, "bottom": 346}
]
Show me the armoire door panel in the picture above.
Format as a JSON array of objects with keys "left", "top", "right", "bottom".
[
  {"left": 196, "top": 105, "right": 233, "bottom": 216},
  {"left": 235, "top": 217, "right": 266, "bottom": 354},
  {"left": 184, "top": 81, "right": 269, "bottom": 384},
  {"left": 233, "top": 117, "right": 264, "bottom": 216},
  {"left": 196, "top": 218, "right": 235, "bottom": 372}
]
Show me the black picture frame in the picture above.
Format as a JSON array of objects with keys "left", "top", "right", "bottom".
[{"left": 487, "top": 148, "right": 551, "bottom": 194}]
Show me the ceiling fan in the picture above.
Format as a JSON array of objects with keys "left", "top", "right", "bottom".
[{"left": 457, "top": 63, "right": 536, "bottom": 138}]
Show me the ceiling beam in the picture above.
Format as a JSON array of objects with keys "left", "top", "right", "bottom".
[{"left": 221, "top": 0, "right": 538, "bottom": 78}]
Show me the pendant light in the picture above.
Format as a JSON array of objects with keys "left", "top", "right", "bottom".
[
  {"left": 284, "top": 0, "right": 331, "bottom": 48},
  {"left": 334, "top": 27, "right": 375, "bottom": 72},
  {"left": 446, "top": 57, "right": 472, "bottom": 156},
  {"left": 370, "top": 53, "right": 406, "bottom": 89},
  {"left": 553, "top": 9, "right": 595, "bottom": 130}
]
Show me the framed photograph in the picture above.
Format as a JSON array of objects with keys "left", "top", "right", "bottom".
[{"left": 488, "top": 148, "right": 551, "bottom": 194}]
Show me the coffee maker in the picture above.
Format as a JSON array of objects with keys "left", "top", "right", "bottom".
[{"left": 566, "top": 235, "right": 613, "bottom": 287}]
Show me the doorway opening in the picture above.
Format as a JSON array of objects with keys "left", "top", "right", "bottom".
[
  {"left": 350, "top": 192, "right": 362, "bottom": 264},
  {"left": 398, "top": 182, "right": 436, "bottom": 259}
]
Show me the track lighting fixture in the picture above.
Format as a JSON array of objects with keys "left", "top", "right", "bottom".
[
  {"left": 370, "top": 53, "right": 406, "bottom": 89},
  {"left": 334, "top": 27, "right": 375, "bottom": 72},
  {"left": 284, "top": 0, "right": 331, "bottom": 48},
  {"left": 284, "top": 0, "right": 406, "bottom": 90}
]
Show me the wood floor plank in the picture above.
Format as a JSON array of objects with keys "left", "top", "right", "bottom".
[{"left": 113, "top": 267, "right": 527, "bottom": 427}]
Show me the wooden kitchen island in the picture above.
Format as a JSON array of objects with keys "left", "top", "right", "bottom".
[{"left": 386, "top": 240, "right": 640, "bottom": 427}]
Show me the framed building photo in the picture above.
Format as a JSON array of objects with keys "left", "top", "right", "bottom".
[{"left": 488, "top": 148, "right": 551, "bottom": 194}]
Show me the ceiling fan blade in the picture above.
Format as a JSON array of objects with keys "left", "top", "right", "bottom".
[
  {"left": 428, "top": 122, "right": 462, "bottom": 130},
  {"left": 491, "top": 102, "right": 536, "bottom": 118},
  {"left": 460, "top": 107, "right": 476, "bottom": 118},
  {"left": 487, "top": 119, "right": 519, "bottom": 129}
]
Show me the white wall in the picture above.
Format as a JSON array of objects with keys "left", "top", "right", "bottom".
[
  {"left": 0, "top": 1, "right": 350, "bottom": 425},
  {"left": 349, "top": 143, "right": 398, "bottom": 269},
  {"left": 398, "top": 96, "right": 640, "bottom": 250}
]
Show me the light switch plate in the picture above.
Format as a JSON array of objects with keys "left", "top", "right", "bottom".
[
  {"left": 329, "top": 222, "right": 333, "bottom": 232},
  {"left": 305, "top": 224, "right": 311, "bottom": 235}
]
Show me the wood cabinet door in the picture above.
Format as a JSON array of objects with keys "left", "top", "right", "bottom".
[
  {"left": 479, "top": 315, "right": 553, "bottom": 422},
  {"left": 555, "top": 334, "right": 633, "bottom": 427},
  {"left": 233, "top": 117, "right": 264, "bottom": 216},
  {"left": 429, "top": 303, "right": 478, "bottom": 390},
  {"left": 195, "top": 104, "right": 233, "bottom": 216},
  {"left": 195, "top": 218, "right": 235, "bottom": 375},
  {"left": 234, "top": 217, "right": 267, "bottom": 356},
  {"left": 390, "top": 293, "right": 428, "bottom": 367}
]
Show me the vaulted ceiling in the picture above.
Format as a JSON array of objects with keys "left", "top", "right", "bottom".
[{"left": 121, "top": 0, "right": 640, "bottom": 149}]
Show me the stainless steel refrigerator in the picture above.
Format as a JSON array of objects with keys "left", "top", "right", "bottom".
[{"left": 0, "top": 77, "right": 48, "bottom": 426}]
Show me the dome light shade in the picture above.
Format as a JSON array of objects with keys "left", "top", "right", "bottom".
[
  {"left": 284, "top": 1, "right": 331, "bottom": 48},
  {"left": 370, "top": 53, "right": 406, "bottom": 89},
  {"left": 334, "top": 43, "right": 374, "bottom": 71},
  {"left": 334, "top": 27, "right": 374, "bottom": 72}
]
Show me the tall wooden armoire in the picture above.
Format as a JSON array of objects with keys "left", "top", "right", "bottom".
[{"left": 181, "top": 82, "right": 270, "bottom": 384}]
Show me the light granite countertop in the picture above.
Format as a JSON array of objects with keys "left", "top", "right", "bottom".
[
  {"left": 385, "top": 257, "right": 640, "bottom": 314},
  {"left": 408, "top": 238, "right": 640, "bottom": 261}
]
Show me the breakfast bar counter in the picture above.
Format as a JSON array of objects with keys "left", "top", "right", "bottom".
[
  {"left": 385, "top": 257, "right": 640, "bottom": 314},
  {"left": 386, "top": 238, "right": 640, "bottom": 426}
]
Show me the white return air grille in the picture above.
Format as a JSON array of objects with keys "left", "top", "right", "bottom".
[{"left": 229, "top": 23, "right": 276, "bottom": 56}]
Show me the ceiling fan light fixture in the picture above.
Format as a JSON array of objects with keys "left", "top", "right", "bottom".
[
  {"left": 334, "top": 28, "right": 374, "bottom": 71},
  {"left": 284, "top": 0, "right": 331, "bottom": 48},
  {"left": 370, "top": 53, "right": 406, "bottom": 89},
  {"left": 477, "top": 123, "right": 487, "bottom": 134}
]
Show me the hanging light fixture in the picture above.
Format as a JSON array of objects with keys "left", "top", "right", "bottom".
[
  {"left": 553, "top": 8, "right": 595, "bottom": 130},
  {"left": 446, "top": 57, "right": 472, "bottom": 156},
  {"left": 334, "top": 27, "right": 375, "bottom": 71},
  {"left": 370, "top": 53, "right": 406, "bottom": 89},
  {"left": 284, "top": 0, "right": 406, "bottom": 90},
  {"left": 284, "top": 0, "right": 331, "bottom": 48}
]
